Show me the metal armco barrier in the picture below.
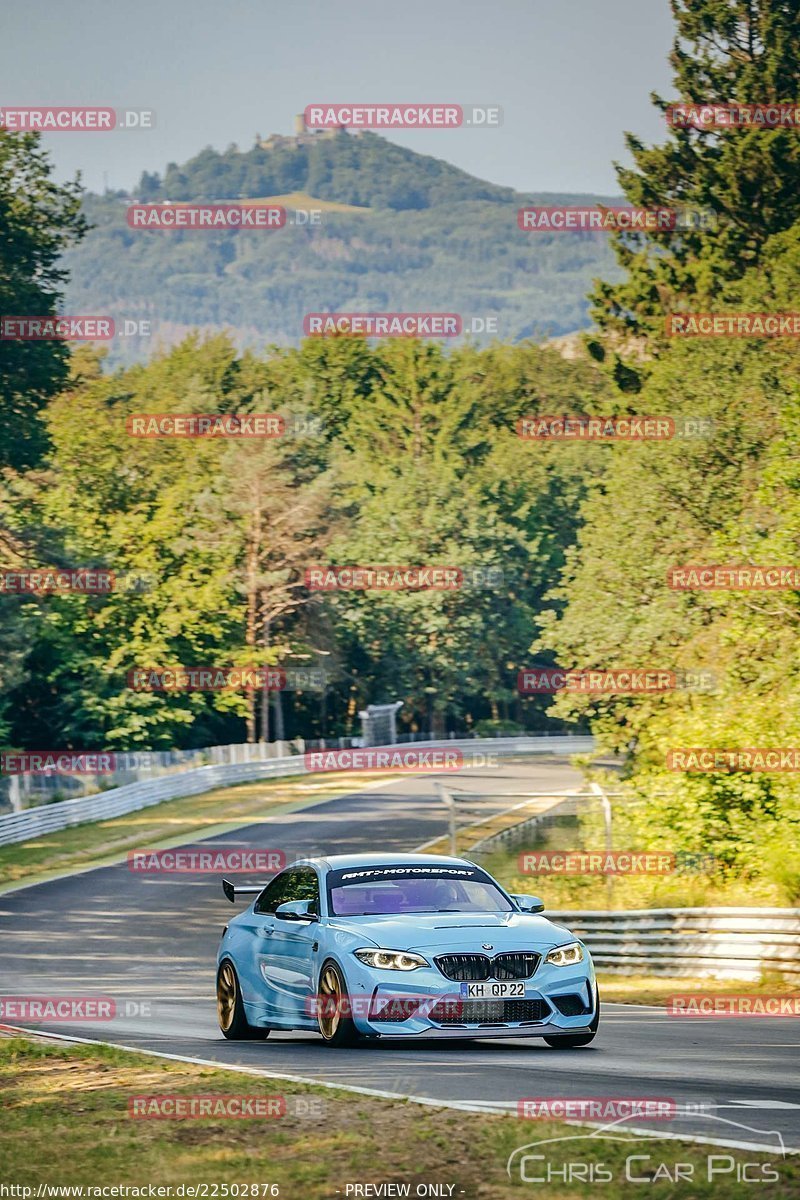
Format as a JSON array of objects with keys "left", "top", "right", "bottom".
[
  {"left": 0, "top": 757, "right": 306, "bottom": 848},
  {"left": 549, "top": 907, "right": 800, "bottom": 981},
  {"left": 0, "top": 735, "right": 594, "bottom": 847}
]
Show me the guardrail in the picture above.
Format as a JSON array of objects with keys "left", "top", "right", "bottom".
[
  {"left": 0, "top": 734, "right": 594, "bottom": 848},
  {"left": 0, "top": 739, "right": 302, "bottom": 811},
  {"left": 548, "top": 907, "right": 800, "bottom": 981},
  {"left": 467, "top": 795, "right": 578, "bottom": 855}
]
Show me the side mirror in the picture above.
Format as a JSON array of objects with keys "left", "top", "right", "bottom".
[
  {"left": 511, "top": 893, "right": 545, "bottom": 914},
  {"left": 275, "top": 899, "right": 318, "bottom": 922}
]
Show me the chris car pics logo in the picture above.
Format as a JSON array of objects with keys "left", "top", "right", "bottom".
[{"left": 507, "top": 1113, "right": 785, "bottom": 1185}]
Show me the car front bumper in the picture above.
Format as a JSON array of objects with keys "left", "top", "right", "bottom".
[{"left": 344, "top": 956, "right": 597, "bottom": 1039}]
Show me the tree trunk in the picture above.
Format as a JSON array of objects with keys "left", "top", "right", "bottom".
[
  {"left": 274, "top": 686, "right": 285, "bottom": 742},
  {"left": 246, "top": 555, "right": 258, "bottom": 745},
  {"left": 245, "top": 502, "right": 262, "bottom": 744},
  {"left": 260, "top": 606, "right": 270, "bottom": 745}
]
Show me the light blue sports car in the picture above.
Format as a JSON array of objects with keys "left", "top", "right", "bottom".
[{"left": 216, "top": 852, "right": 599, "bottom": 1047}]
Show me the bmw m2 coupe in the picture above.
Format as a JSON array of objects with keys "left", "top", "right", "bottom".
[{"left": 216, "top": 852, "right": 599, "bottom": 1047}]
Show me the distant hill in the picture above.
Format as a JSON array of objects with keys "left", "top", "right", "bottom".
[
  {"left": 138, "top": 130, "right": 518, "bottom": 210},
  {"left": 63, "top": 130, "right": 623, "bottom": 364}
]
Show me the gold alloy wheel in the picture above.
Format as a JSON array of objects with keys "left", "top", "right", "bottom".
[
  {"left": 217, "top": 961, "right": 238, "bottom": 1032},
  {"left": 318, "top": 963, "right": 343, "bottom": 1040}
]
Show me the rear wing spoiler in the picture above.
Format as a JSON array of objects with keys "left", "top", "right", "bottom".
[{"left": 222, "top": 878, "right": 266, "bottom": 904}]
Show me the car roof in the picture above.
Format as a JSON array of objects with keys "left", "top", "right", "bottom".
[{"left": 291, "top": 852, "right": 477, "bottom": 872}]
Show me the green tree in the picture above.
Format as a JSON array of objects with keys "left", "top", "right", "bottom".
[
  {"left": 541, "top": 228, "right": 800, "bottom": 896},
  {"left": 0, "top": 130, "right": 87, "bottom": 469},
  {"left": 590, "top": 0, "right": 800, "bottom": 388},
  {"left": 318, "top": 339, "right": 608, "bottom": 735},
  {"left": 6, "top": 336, "right": 335, "bottom": 750}
]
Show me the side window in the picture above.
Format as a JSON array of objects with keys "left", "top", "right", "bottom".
[
  {"left": 254, "top": 867, "right": 320, "bottom": 914},
  {"left": 254, "top": 871, "right": 295, "bottom": 914},
  {"left": 289, "top": 866, "right": 320, "bottom": 915}
]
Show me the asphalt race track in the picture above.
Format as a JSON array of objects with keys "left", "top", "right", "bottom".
[{"left": 1, "top": 757, "right": 799, "bottom": 1155}]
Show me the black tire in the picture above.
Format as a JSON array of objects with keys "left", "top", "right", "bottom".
[
  {"left": 317, "top": 960, "right": 360, "bottom": 1047},
  {"left": 543, "top": 985, "right": 600, "bottom": 1048},
  {"left": 217, "top": 959, "right": 270, "bottom": 1040}
]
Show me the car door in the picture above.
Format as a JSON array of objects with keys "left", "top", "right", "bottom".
[
  {"left": 255, "top": 867, "right": 321, "bottom": 1021},
  {"left": 236, "top": 869, "right": 300, "bottom": 1019}
]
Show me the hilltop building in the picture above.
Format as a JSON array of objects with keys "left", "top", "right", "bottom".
[{"left": 258, "top": 113, "right": 359, "bottom": 151}]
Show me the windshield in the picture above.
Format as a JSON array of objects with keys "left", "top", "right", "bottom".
[{"left": 327, "top": 864, "right": 514, "bottom": 916}]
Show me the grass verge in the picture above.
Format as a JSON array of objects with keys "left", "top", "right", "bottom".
[
  {"left": 478, "top": 841, "right": 791, "bottom": 909},
  {"left": 0, "top": 1035, "right": 796, "bottom": 1199},
  {"left": 597, "top": 973, "right": 800, "bottom": 1005}
]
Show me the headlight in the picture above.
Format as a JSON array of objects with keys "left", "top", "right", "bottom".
[
  {"left": 353, "top": 948, "right": 430, "bottom": 971},
  {"left": 545, "top": 942, "right": 584, "bottom": 967}
]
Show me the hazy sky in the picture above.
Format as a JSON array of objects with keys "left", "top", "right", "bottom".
[{"left": 3, "top": 0, "right": 675, "bottom": 195}]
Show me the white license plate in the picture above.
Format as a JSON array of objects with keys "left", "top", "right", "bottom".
[{"left": 459, "top": 982, "right": 526, "bottom": 999}]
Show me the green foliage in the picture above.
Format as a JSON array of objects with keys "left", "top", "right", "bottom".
[
  {"left": 142, "top": 133, "right": 514, "bottom": 211},
  {"left": 0, "top": 130, "right": 87, "bottom": 468},
  {"left": 0, "top": 130, "right": 87, "bottom": 749},
  {"left": 539, "top": 226, "right": 800, "bottom": 902},
  {"left": 591, "top": 0, "right": 800, "bottom": 379},
  {"left": 2, "top": 333, "right": 612, "bottom": 749}
]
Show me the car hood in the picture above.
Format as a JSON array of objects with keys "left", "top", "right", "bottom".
[{"left": 331, "top": 911, "right": 573, "bottom": 952}]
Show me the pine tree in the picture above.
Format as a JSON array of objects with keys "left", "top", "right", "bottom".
[
  {"left": 590, "top": 0, "right": 800, "bottom": 389},
  {"left": 0, "top": 131, "right": 86, "bottom": 468}
]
